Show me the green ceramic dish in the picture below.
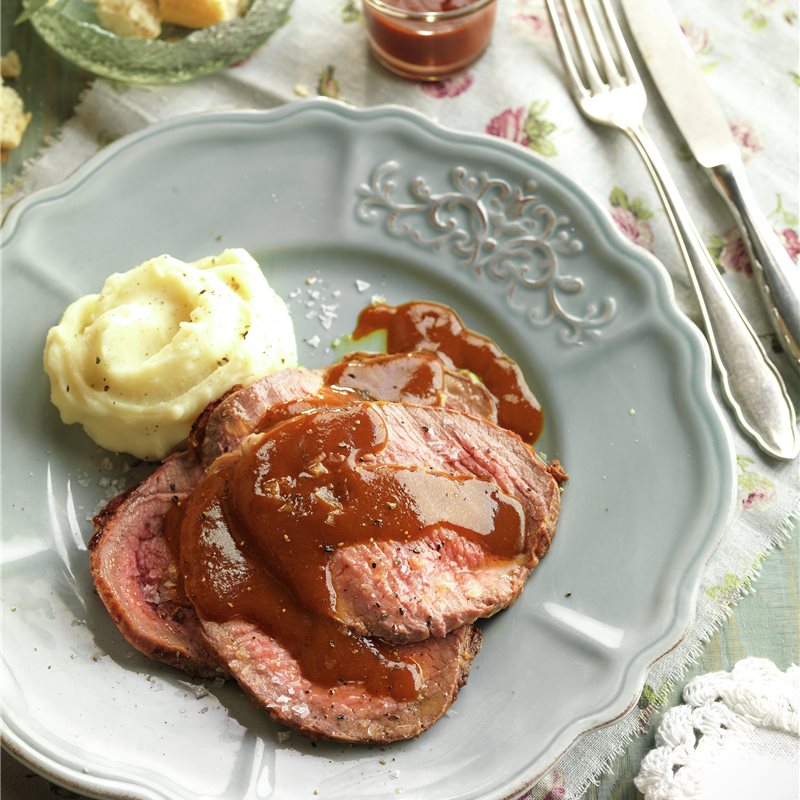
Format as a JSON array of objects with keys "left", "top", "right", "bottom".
[{"left": 21, "top": 0, "right": 292, "bottom": 84}]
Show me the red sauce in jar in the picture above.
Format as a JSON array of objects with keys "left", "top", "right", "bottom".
[{"left": 362, "top": 0, "right": 498, "bottom": 81}]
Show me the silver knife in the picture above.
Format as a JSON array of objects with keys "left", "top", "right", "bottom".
[{"left": 621, "top": 0, "right": 800, "bottom": 376}]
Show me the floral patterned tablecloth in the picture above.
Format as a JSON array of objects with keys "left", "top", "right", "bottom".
[{"left": 3, "top": 1, "right": 799, "bottom": 798}]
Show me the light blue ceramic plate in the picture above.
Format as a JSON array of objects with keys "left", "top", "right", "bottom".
[{"left": 1, "top": 99, "right": 735, "bottom": 800}]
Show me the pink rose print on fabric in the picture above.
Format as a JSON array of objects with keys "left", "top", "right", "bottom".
[
  {"left": 510, "top": 0, "right": 552, "bottom": 40},
  {"left": 710, "top": 220, "right": 799, "bottom": 276},
  {"left": 737, "top": 455, "right": 777, "bottom": 510},
  {"left": 680, "top": 19, "right": 722, "bottom": 70},
  {"left": 609, "top": 188, "right": 655, "bottom": 251},
  {"left": 742, "top": 487, "right": 776, "bottom": 509},
  {"left": 781, "top": 227, "right": 800, "bottom": 261},
  {"left": 486, "top": 106, "right": 529, "bottom": 146},
  {"left": 486, "top": 101, "right": 558, "bottom": 156},
  {"left": 610, "top": 206, "right": 653, "bottom": 250},
  {"left": 515, "top": 769, "right": 566, "bottom": 799},
  {"left": 681, "top": 20, "right": 713, "bottom": 54},
  {"left": 710, "top": 227, "right": 753, "bottom": 276},
  {"left": 419, "top": 71, "right": 474, "bottom": 99},
  {"left": 730, "top": 121, "right": 763, "bottom": 159}
]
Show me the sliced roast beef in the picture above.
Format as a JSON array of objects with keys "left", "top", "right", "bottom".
[
  {"left": 197, "top": 617, "right": 481, "bottom": 743},
  {"left": 90, "top": 355, "right": 509, "bottom": 678},
  {"left": 198, "top": 352, "right": 499, "bottom": 467},
  {"left": 89, "top": 350, "right": 561, "bottom": 745},
  {"left": 89, "top": 452, "right": 223, "bottom": 678},
  {"left": 276, "top": 402, "right": 563, "bottom": 644},
  {"left": 442, "top": 370, "right": 498, "bottom": 421},
  {"left": 200, "top": 367, "right": 325, "bottom": 466}
]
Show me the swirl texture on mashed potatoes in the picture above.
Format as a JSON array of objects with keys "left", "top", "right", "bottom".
[{"left": 44, "top": 249, "right": 297, "bottom": 460}]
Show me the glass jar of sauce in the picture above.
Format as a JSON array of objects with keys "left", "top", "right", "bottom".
[{"left": 362, "top": 0, "right": 498, "bottom": 81}]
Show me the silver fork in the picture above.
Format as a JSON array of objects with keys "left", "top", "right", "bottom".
[{"left": 544, "top": 0, "right": 798, "bottom": 461}]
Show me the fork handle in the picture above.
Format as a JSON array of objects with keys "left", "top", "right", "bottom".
[{"left": 625, "top": 124, "right": 798, "bottom": 460}]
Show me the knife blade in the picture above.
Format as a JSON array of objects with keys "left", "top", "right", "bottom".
[{"left": 620, "top": 0, "right": 800, "bottom": 374}]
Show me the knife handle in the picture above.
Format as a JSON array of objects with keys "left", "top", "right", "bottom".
[
  {"left": 626, "top": 124, "right": 798, "bottom": 460},
  {"left": 707, "top": 159, "right": 800, "bottom": 374}
]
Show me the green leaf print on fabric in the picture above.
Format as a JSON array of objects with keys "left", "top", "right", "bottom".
[
  {"left": 610, "top": 188, "right": 654, "bottom": 221},
  {"left": 742, "top": 0, "right": 798, "bottom": 31},
  {"left": 523, "top": 100, "right": 558, "bottom": 157},
  {"left": 706, "top": 550, "right": 769, "bottom": 604},
  {"left": 792, "top": 71, "right": 800, "bottom": 86},
  {"left": 638, "top": 680, "right": 671, "bottom": 712},
  {"left": 771, "top": 193, "right": 799, "bottom": 228},
  {"left": 317, "top": 65, "right": 341, "bottom": 99},
  {"left": 341, "top": 0, "right": 363, "bottom": 24},
  {"left": 742, "top": 7, "right": 769, "bottom": 31},
  {"left": 705, "top": 572, "right": 742, "bottom": 603}
]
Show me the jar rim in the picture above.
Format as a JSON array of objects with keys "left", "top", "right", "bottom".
[{"left": 362, "top": 0, "right": 496, "bottom": 22}]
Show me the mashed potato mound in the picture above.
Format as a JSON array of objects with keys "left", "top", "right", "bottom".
[{"left": 44, "top": 249, "right": 297, "bottom": 461}]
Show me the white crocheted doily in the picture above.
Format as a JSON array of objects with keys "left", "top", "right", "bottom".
[{"left": 635, "top": 658, "right": 800, "bottom": 800}]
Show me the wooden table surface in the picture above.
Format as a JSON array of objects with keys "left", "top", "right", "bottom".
[{"left": 2, "top": 3, "right": 798, "bottom": 797}]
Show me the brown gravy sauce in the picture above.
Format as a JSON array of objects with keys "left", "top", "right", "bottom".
[
  {"left": 352, "top": 301, "right": 543, "bottom": 444},
  {"left": 170, "top": 302, "right": 543, "bottom": 701}
]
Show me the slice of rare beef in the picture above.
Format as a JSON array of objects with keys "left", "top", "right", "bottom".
[
  {"left": 89, "top": 451, "right": 223, "bottom": 678},
  {"left": 200, "top": 367, "right": 325, "bottom": 467},
  {"left": 198, "top": 617, "right": 481, "bottom": 743},
  {"left": 322, "top": 403, "right": 564, "bottom": 643},
  {"left": 328, "top": 403, "right": 565, "bottom": 642},
  {"left": 207, "top": 402, "right": 563, "bottom": 646},
  {"left": 89, "top": 356, "right": 501, "bottom": 677},
  {"left": 198, "top": 352, "right": 500, "bottom": 467}
]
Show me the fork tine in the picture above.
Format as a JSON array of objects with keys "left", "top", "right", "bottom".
[
  {"left": 595, "top": 0, "right": 642, "bottom": 85},
  {"left": 578, "top": 0, "right": 624, "bottom": 88},
  {"left": 543, "top": 0, "right": 589, "bottom": 97},
  {"left": 559, "top": 0, "right": 607, "bottom": 94}
]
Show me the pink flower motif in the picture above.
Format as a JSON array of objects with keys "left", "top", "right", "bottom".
[
  {"left": 510, "top": 0, "right": 552, "bottom": 39},
  {"left": 517, "top": 780, "right": 566, "bottom": 799},
  {"left": 419, "top": 72, "right": 474, "bottom": 99},
  {"left": 680, "top": 20, "right": 712, "bottom": 55},
  {"left": 717, "top": 227, "right": 753, "bottom": 276},
  {"left": 730, "top": 121, "right": 763, "bottom": 159},
  {"left": 511, "top": 13, "right": 551, "bottom": 37},
  {"left": 611, "top": 205, "right": 654, "bottom": 251},
  {"left": 742, "top": 487, "right": 776, "bottom": 510},
  {"left": 486, "top": 107, "right": 530, "bottom": 147},
  {"left": 781, "top": 228, "right": 800, "bottom": 262}
]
